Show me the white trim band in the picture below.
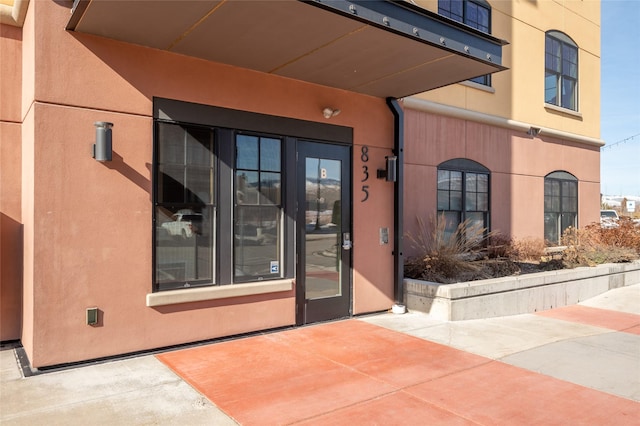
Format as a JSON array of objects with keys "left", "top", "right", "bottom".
[
  {"left": 403, "top": 97, "right": 604, "bottom": 147},
  {"left": 147, "top": 279, "right": 293, "bottom": 307}
]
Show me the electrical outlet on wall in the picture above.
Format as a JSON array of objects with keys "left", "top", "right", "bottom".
[{"left": 86, "top": 307, "right": 99, "bottom": 326}]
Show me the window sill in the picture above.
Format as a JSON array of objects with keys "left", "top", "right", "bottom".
[
  {"left": 459, "top": 80, "right": 495, "bottom": 93},
  {"left": 146, "top": 279, "right": 294, "bottom": 307},
  {"left": 544, "top": 103, "right": 582, "bottom": 119}
]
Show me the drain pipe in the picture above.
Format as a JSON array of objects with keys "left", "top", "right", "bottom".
[{"left": 386, "top": 98, "right": 405, "bottom": 313}]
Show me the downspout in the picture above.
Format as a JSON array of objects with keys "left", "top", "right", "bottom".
[{"left": 386, "top": 98, "right": 405, "bottom": 311}]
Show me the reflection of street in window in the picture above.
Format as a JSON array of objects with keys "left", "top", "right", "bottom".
[
  {"left": 305, "top": 232, "right": 341, "bottom": 300},
  {"left": 234, "top": 135, "right": 282, "bottom": 280}
]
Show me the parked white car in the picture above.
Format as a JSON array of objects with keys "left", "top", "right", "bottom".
[{"left": 161, "top": 212, "right": 203, "bottom": 238}]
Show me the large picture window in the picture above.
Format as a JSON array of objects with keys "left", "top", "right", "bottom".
[
  {"left": 438, "top": 0, "right": 492, "bottom": 86},
  {"left": 437, "top": 159, "right": 490, "bottom": 240},
  {"left": 545, "top": 31, "right": 578, "bottom": 111},
  {"left": 154, "top": 126, "right": 286, "bottom": 290},
  {"left": 544, "top": 171, "right": 578, "bottom": 245}
]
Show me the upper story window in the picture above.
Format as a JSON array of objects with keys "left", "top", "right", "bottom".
[
  {"left": 439, "top": 0, "right": 492, "bottom": 85},
  {"left": 545, "top": 31, "right": 578, "bottom": 111},
  {"left": 439, "top": 0, "right": 490, "bottom": 33}
]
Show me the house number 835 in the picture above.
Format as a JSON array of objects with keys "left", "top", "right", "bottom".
[{"left": 361, "top": 145, "right": 369, "bottom": 202}]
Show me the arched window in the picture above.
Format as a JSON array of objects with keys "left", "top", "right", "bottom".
[
  {"left": 545, "top": 31, "right": 578, "bottom": 111},
  {"left": 438, "top": 0, "right": 492, "bottom": 86},
  {"left": 544, "top": 171, "right": 578, "bottom": 244},
  {"left": 437, "top": 159, "right": 490, "bottom": 240}
]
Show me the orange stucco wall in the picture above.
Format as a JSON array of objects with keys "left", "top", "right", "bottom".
[
  {"left": 1, "top": 123, "right": 23, "bottom": 341},
  {"left": 403, "top": 108, "right": 600, "bottom": 256},
  {"left": 14, "top": 1, "right": 395, "bottom": 367},
  {"left": 0, "top": 22, "right": 23, "bottom": 341},
  {"left": 1, "top": 23, "right": 21, "bottom": 121}
]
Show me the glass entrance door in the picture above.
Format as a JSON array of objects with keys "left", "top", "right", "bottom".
[{"left": 296, "top": 142, "right": 351, "bottom": 324}]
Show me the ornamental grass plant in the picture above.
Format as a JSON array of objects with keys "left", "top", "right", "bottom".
[{"left": 404, "top": 215, "right": 518, "bottom": 283}]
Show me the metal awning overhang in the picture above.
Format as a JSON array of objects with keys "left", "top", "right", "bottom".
[{"left": 66, "top": 0, "right": 508, "bottom": 99}]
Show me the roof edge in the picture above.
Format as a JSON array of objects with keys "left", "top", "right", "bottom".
[{"left": 308, "top": 0, "right": 508, "bottom": 68}]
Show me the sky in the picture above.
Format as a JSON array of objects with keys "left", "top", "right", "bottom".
[{"left": 599, "top": 0, "right": 640, "bottom": 197}]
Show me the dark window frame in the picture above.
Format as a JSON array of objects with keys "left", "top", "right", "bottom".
[
  {"left": 437, "top": 159, "right": 491, "bottom": 239},
  {"left": 233, "top": 132, "right": 284, "bottom": 283},
  {"left": 545, "top": 31, "right": 578, "bottom": 111},
  {"left": 153, "top": 122, "right": 216, "bottom": 292},
  {"left": 153, "top": 124, "right": 289, "bottom": 291},
  {"left": 544, "top": 171, "right": 578, "bottom": 245}
]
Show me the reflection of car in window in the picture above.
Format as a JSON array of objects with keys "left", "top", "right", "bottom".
[{"left": 161, "top": 212, "right": 203, "bottom": 238}]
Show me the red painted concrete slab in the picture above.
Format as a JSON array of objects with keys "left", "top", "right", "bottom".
[
  {"left": 624, "top": 324, "right": 640, "bottom": 335},
  {"left": 296, "top": 391, "right": 477, "bottom": 426},
  {"left": 157, "top": 320, "right": 640, "bottom": 425},
  {"left": 406, "top": 360, "right": 640, "bottom": 425},
  {"left": 158, "top": 325, "right": 398, "bottom": 425},
  {"left": 269, "top": 320, "right": 491, "bottom": 388},
  {"left": 536, "top": 305, "right": 640, "bottom": 334}
]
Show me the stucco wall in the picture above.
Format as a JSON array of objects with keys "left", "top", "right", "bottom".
[
  {"left": 403, "top": 108, "right": 601, "bottom": 257},
  {"left": 19, "top": 0, "right": 395, "bottom": 367},
  {"left": 0, "top": 23, "right": 21, "bottom": 121},
  {"left": 1, "top": 123, "right": 22, "bottom": 341},
  {"left": 0, "top": 22, "right": 23, "bottom": 341}
]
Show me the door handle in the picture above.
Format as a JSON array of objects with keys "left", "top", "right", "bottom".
[{"left": 342, "top": 232, "right": 352, "bottom": 250}]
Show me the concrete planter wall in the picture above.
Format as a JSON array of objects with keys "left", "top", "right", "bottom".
[{"left": 404, "top": 261, "right": 640, "bottom": 321}]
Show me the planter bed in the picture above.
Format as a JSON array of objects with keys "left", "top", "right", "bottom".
[{"left": 404, "top": 261, "right": 640, "bottom": 321}]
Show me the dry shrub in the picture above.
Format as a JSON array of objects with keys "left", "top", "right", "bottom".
[
  {"left": 479, "top": 258, "right": 521, "bottom": 277},
  {"left": 510, "top": 237, "right": 547, "bottom": 261},
  {"left": 405, "top": 215, "right": 496, "bottom": 283},
  {"left": 404, "top": 215, "right": 640, "bottom": 283},
  {"left": 406, "top": 215, "right": 490, "bottom": 257},
  {"left": 560, "top": 220, "right": 639, "bottom": 267},
  {"left": 486, "top": 234, "right": 513, "bottom": 258},
  {"left": 597, "top": 217, "right": 640, "bottom": 252}
]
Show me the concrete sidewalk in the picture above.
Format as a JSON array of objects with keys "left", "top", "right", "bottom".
[
  {"left": 0, "top": 344, "right": 237, "bottom": 425},
  {"left": 1, "top": 284, "right": 638, "bottom": 425},
  {"left": 363, "top": 283, "right": 640, "bottom": 401}
]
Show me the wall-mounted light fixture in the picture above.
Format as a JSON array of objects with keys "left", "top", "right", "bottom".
[
  {"left": 377, "top": 156, "right": 398, "bottom": 182},
  {"left": 322, "top": 107, "right": 341, "bottom": 119},
  {"left": 93, "top": 121, "right": 113, "bottom": 161}
]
